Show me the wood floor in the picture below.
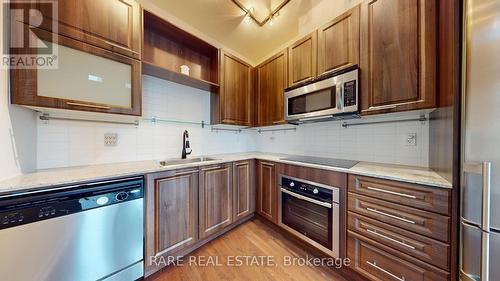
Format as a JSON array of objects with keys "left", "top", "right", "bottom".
[{"left": 148, "top": 218, "right": 348, "bottom": 281}]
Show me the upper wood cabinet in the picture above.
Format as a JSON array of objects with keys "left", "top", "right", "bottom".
[
  {"left": 10, "top": 29, "right": 142, "bottom": 116},
  {"left": 288, "top": 32, "right": 317, "bottom": 87},
  {"left": 256, "top": 50, "right": 288, "bottom": 126},
  {"left": 32, "top": 0, "right": 142, "bottom": 59},
  {"left": 359, "top": 0, "right": 437, "bottom": 115},
  {"left": 256, "top": 161, "right": 279, "bottom": 224},
  {"left": 213, "top": 51, "right": 252, "bottom": 126},
  {"left": 145, "top": 168, "right": 199, "bottom": 277},
  {"left": 317, "top": 6, "right": 360, "bottom": 77},
  {"left": 199, "top": 163, "right": 233, "bottom": 239},
  {"left": 232, "top": 160, "right": 256, "bottom": 222}
]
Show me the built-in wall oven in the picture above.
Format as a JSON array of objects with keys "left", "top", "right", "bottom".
[
  {"left": 284, "top": 66, "right": 359, "bottom": 124},
  {"left": 279, "top": 175, "right": 340, "bottom": 257}
]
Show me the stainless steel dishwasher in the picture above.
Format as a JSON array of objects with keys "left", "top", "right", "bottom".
[{"left": 0, "top": 177, "right": 144, "bottom": 281}]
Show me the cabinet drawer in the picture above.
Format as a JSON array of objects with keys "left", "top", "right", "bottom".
[
  {"left": 348, "top": 175, "right": 450, "bottom": 215},
  {"left": 348, "top": 212, "right": 450, "bottom": 270},
  {"left": 348, "top": 193, "right": 450, "bottom": 242},
  {"left": 347, "top": 231, "right": 449, "bottom": 281}
]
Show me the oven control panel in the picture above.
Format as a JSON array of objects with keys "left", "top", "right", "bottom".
[{"left": 280, "top": 176, "right": 333, "bottom": 202}]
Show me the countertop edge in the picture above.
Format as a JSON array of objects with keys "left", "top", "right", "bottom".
[{"left": 0, "top": 154, "right": 452, "bottom": 196}]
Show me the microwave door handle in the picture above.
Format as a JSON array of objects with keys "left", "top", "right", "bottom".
[{"left": 336, "top": 81, "right": 343, "bottom": 111}]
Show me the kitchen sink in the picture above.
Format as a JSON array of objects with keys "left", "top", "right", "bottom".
[{"left": 159, "top": 157, "right": 219, "bottom": 167}]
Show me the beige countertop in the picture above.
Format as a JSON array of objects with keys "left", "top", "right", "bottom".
[{"left": 0, "top": 152, "right": 452, "bottom": 196}]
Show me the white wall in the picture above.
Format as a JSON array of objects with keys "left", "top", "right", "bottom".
[
  {"left": 36, "top": 76, "right": 255, "bottom": 169},
  {"left": 254, "top": 117, "right": 430, "bottom": 167},
  {"left": 36, "top": 74, "right": 430, "bottom": 169},
  {"left": 0, "top": 3, "right": 37, "bottom": 181}
]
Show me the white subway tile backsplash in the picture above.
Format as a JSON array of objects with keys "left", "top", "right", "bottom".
[
  {"left": 254, "top": 119, "right": 430, "bottom": 167},
  {"left": 36, "top": 75, "right": 430, "bottom": 169}
]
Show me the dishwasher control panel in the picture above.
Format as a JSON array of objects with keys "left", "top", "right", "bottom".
[{"left": 0, "top": 177, "right": 143, "bottom": 230}]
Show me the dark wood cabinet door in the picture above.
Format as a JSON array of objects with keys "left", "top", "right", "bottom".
[
  {"left": 360, "top": 0, "right": 436, "bottom": 115},
  {"left": 348, "top": 212, "right": 450, "bottom": 270},
  {"left": 347, "top": 231, "right": 449, "bottom": 281},
  {"left": 30, "top": 0, "right": 142, "bottom": 59},
  {"left": 348, "top": 175, "right": 451, "bottom": 215},
  {"left": 199, "top": 163, "right": 233, "bottom": 239},
  {"left": 145, "top": 168, "right": 199, "bottom": 276},
  {"left": 232, "top": 160, "right": 256, "bottom": 222},
  {"left": 288, "top": 32, "right": 317, "bottom": 86},
  {"left": 317, "top": 5, "right": 360, "bottom": 76},
  {"left": 218, "top": 51, "right": 252, "bottom": 126},
  {"left": 257, "top": 161, "right": 278, "bottom": 223},
  {"left": 256, "top": 50, "right": 287, "bottom": 126},
  {"left": 348, "top": 193, "right": 450, "bottom": 243}
]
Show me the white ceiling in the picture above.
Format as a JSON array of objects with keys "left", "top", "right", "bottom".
[{"left": 141, "top": 0, "right": 361, "bottom": 65}]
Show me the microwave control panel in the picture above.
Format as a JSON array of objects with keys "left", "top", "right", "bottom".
[{"left": 343, "top": 80, "right": 357, "bottom": 107}]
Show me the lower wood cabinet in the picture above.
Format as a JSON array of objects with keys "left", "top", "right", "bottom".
[
  {"left": 233, "top": 160, "right": 256, "bottom": 222},
  {"left": 347, "top": 175, "right": 452, "bottom": 280},
  {"left": 145, "top": 168, "right": 199, "bottom": 276},
  {"left": 348, "top": 231, "right": 449, "bottom": 281},
  {"left": 199, "top": 163, "right": 233, "bottom": 239},
  {"left": 256, "top": 161, "right": 279, "bottom": 223}
]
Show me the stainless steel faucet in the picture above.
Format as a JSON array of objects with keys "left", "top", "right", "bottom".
[{"left": 181, "top": 130, "right": 192, "bottom": 159}]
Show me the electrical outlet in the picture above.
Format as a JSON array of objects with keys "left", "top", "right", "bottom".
[
  {"left": 104, "top": 133, "right": 118, "bottom": 146},
  {"left": 406, "top": 133, "right": 417, "bottom": 146}
]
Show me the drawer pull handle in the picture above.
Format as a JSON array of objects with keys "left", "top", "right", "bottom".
[
  {"left": 367, "top": 261, "right": 405, "bottom": 281},
  {"left": 366, "top": 229, "right": 416, "bottom": 250},
  {"left": 366, "top": 207, "right": 416, "bottom": 224},
  {"left": 366, "top": 186, "right": 417, "bottom": 199}
]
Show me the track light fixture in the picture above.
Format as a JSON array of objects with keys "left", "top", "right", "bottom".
[{"left": 231, "top": 0, "right": 291, "bottom": 27}]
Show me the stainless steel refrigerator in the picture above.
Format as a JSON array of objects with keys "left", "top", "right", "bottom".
[{"left": 460, "top": 0, "right": 500, "bottom": 280}]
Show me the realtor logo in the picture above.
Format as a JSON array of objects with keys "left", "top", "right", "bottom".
[{"left": 2, "top": 0, "right": 58, "bottom": 69}]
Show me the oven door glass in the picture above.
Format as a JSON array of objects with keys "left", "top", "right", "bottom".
[
  {"left": 287, "top": 87, "right": 337, "bottom": 116},
  {"left": 281, "top": 192, "right": 332, "bottom": 249}
]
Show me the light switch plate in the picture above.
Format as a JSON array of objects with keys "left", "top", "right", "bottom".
[
  {"left": 104, "top": 133, "right": 118, "bottom": 146},
  {"left": 406, "top": 133, "right": 417, "bottom": 146}
]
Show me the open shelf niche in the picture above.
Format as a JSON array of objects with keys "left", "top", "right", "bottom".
[{"left": 142, "top": 10, "right": 220, "bottom": 92}]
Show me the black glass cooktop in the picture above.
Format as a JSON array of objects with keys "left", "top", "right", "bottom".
[{"left": 281, "top": 156, "right": 359, "bottom": 169}]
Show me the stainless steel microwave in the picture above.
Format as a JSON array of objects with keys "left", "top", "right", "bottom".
[{"left": 284, "top": 67, "right": 359, "bottom": 123}]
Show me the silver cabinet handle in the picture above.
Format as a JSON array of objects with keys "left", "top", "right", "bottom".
[
  {"left": 366, "top": 207, "right": 416, "bottom": 224},
  {"left": 366, "top": 261, "right": 405, "bottom": 281},
  {"left": 366, "top": 186, "right": 417, "bottom": 199},
  {"left": 281, "top": 188, "right": 332, "bottom": 208},
  {"left": 66, "top": 102, "right": 111, "bottom": 109},
  {"left": 173, "top": 170, "right": 199, "bottom": 176},
  {"left": 366, "top": 229, "right": 415, "bottom": 250},
  {"left": 365, "top": 104, "right": 398, "bottom": 111},
  {"left": 201, "top": 165, "right": 224, "bottom": 172}
]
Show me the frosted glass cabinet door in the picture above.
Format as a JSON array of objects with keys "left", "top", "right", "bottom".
[
  {"left": 10, "top": 34, "right": 142, "bottom": 116},
  {"left": 38, "top": 42, "right": 133, "bottom": 109}
]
